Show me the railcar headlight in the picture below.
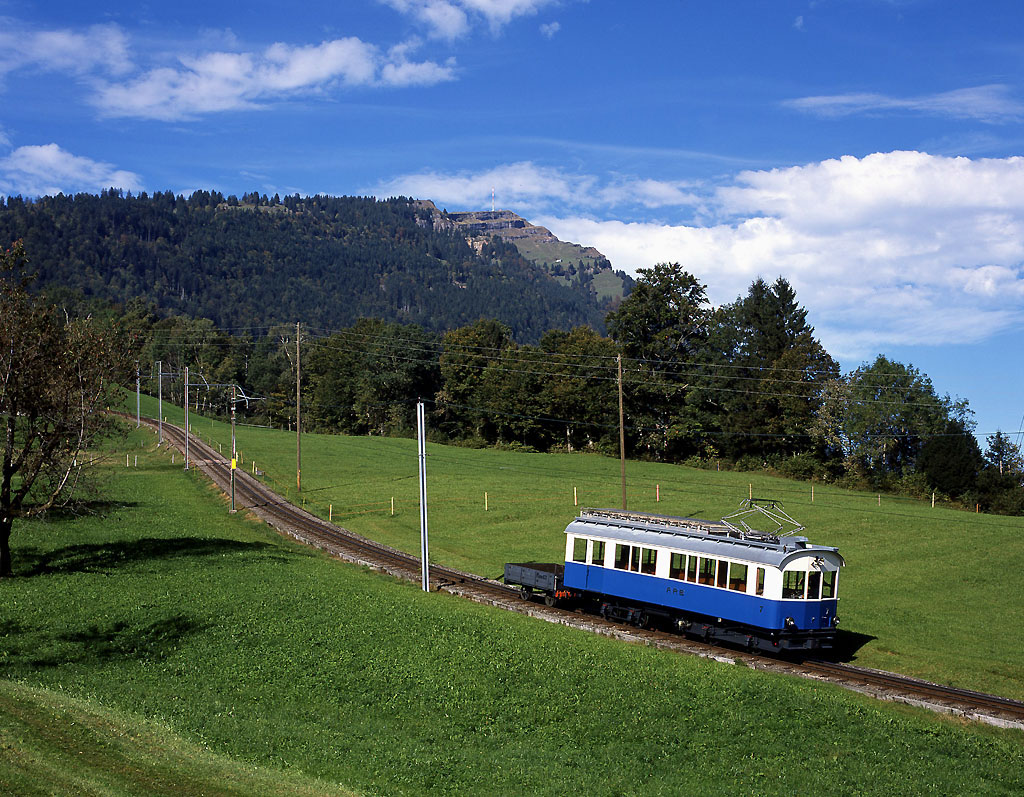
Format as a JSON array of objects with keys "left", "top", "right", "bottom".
[{"left": 784, "top": 617, "right": 797, "bottom": 630}]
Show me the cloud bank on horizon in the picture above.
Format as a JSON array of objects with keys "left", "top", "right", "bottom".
[{"left": 375, "top": 151, "right": 1024, "bottom": 359}]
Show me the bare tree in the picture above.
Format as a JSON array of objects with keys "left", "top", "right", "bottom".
[{"left": 1, "top": 241, "right": 130, "bottom": 575}]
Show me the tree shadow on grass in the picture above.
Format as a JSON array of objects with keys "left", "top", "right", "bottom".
[
  {"left": 1, "top": 614, "right": 207, "bottom": 671},
  {"left": 17, "top": 536, "right": 290, "bottom": 577},
  {"left": 40, "top": 500, "right": 141, "bottom": 521}
]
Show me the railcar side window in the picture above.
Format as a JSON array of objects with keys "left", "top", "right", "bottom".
[
  {"left": 686, "top": 555, "right": 697, "bottom": 582},
  {"left": 807, "top": 570, "right": 821, "bottom": 600},
  {"left": 614, "top": 544, "right": 630, "bottom": 570},
  {"left": 822, "top": 570, "right": 837, "bottom": 598},
  {"left": 698, "top": 557, "right": 716, "bottom": 585},
  {"left": 572, "top": 537, "right": 587, "bottom": 563},
  {"left": 782, "top": 570, "right": 806, "bottom": 599},
  {"left": 641, "top": 548, "right": 657, "bottom": 575},
  {"left": 669, "top": 553, "right": 685, "bottom": 580},
  {"left": 630, "top": 546, "right": 642, "bottom": 572},
  {"left": 728, "top": 562, "right": 748, "bottom": 592},
  {"left": 755, "top": 567, "right": 765, "bottom": 596},
  {"left": 716, "top": 560, "right": 729, "bottom": 589},
  {"left": 591, "top": 540, "right": 606, "bottom": 567}
]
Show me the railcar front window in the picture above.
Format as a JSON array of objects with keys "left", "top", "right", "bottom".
[
  {"left": 686, "top": 555, "right": 697, "bottom": 582},
  {"left": 669, "top": 552, "right": 685, "bottom": 580},
  {"left": 728, "top": 562, "right": 748, "bottom": 592},
  {"left": 782, "top": 570, "right": 806, "bottom": 599},
  {"left": 572, "top": 537, "right": 587, "bottom": 563},
  {"left": 716, "top": 560, "right": 728, "bottom": 589},
  {"left": 822, "top": 570, "right": 837, "bottom": 598},
  {"left": 591, "top": 540, "right": 606, "bottom": 567},
  {"left": 614, "top": 544, "right": 630, "bottom": 570},
  {"left": 807, "top": 570, "right": 821, "bottom": 600},
  {"left": 641, "top": 548, "right": 657, "bottom": 575},
  {"left": 698, "top": 557, "right": 716, "bottom": 585},
  {"left": 755, "top": 567, "right": 765, "bottom": 596}
]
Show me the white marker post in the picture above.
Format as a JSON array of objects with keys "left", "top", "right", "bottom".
[{"left": 417, "top": 401, "right": 430, "bottom": 592}]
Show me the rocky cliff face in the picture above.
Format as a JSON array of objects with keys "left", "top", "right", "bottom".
[
  {"left": 412, "top": 200, "right": 631, "bottom": 304},
  {"left": 446, "top": 209, "right": 607, "bottom": 263}
]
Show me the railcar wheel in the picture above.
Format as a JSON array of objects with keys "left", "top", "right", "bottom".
[
  {"left": 544, "top": 594, "right": 558, "bottom": 607},
  {"left": 519, "top": 588, "right": 530, "bottom": 601}
]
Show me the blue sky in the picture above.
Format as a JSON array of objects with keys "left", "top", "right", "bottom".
[{"left": 2, "top": 0, "right": 1023, "bottom": 443}]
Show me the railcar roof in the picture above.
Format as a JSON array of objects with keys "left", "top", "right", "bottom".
[{"left": 565, "top": 508, "right": 843, "bottom": 568}]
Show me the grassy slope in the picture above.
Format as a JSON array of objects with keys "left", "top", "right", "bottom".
[
  {"left": 0, "top": 680, "right": 354, "bottom": 796},
  {"left": 0, "top": 424, "right": 1021, "bottom": 795},
  {"left": 158, "top": 394, "right": 1024, "bottom": 701}
]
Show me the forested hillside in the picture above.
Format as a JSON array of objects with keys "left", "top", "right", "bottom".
[{"left": 0, "top": 190, "right": 608, "bottom": 341}]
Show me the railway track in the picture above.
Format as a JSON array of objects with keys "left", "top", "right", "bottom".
[{"left": 146, "top": 417, "right": 1024, "bottom": 731}]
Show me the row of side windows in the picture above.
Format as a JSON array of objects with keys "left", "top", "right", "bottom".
[
  {"left": 669, "top": 553, "right": 763, "bottom": 596},
  {"left": 571, "top": 537, "right": 838, "bottom": 599},
  {"left": 572, "top": 538, "right": 765, "bottom": 596}
]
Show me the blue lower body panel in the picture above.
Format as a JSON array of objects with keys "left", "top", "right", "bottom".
[{"left": 564, "top": 562, "right": 837, "bottom": 633}]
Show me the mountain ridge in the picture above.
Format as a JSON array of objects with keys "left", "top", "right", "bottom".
[{"left": 0, "top": 191, "right": 626, "bottom": 342}]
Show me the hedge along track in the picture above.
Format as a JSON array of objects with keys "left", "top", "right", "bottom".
[{"left": 144, "top": 417, "right": 1024, "bottom": 731}]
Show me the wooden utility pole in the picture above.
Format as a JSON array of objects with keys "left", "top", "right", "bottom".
[
  {"left": 296, "top": 321, "right": 301, "bottom": 493},
  {"left": 618, "top": 353, "right": 626, "bottom": 510}
]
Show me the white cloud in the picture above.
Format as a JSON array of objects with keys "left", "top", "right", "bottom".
[
  {"left": 390, "top": 151, "right": 1024, "bottom": 358},
  {"left": 0, "top": 21, "right": 132, "bottom": 79},
  {"left": 381, "top": 0, "right": 563, "bottom": 38},
  {"left": 540, "top": 21, "right": 561, "bottom": 38},
  {"left": 0, "top": 143, "right": 143, "bottom": 198},
  {"left": 784, "top": 84, "right": 1024, "bottom": 123},
  {"left": 93, "top": 37, "right": 456, "bottom": 120},
  {"left": 374, "top": 161, "right": 701, "bottom": 213},
  {"left": 375, "top": 161, "right": 595, "bottom": 209}
]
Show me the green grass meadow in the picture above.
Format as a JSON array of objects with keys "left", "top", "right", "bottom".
[
  {"left": 0, "top": 400, "right": 1017, "bottom": 794},
  {"left": 158, "top": 394, "right": 1024, "bottom": 702}
]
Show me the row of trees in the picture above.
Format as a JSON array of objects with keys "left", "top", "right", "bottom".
[{"left": 122, "top": 263, "right": 1023, "bottom": 515}]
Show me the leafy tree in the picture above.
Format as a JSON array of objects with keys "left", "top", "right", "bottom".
[
  {"left": 435, "top": 320, "right": 513, "bottom": 441},
  {"left": 975, "top": 431, "right": 1024, "bottom": 515},
  {"left": 813, "top": 355, "right": 968, "bottom": 482},
  {"left": 984, "top": 430, "right": 1023, "bottom": 476},
  {"left": 605, "top": 263, "right": 711, "bottom": 459},
  {"left": 304, "top": 319, "right": 440, "bottom": 436},
  {"left": 708, "top": 277, "right": 838, "bottom": 459},
  {"left": 539, "top": 327, "right": 619, "bottom": 453},
  {"left": 1, "top": 242, "right": 130, "bottom": 575},
  {"left": 917, "top": 419, "right": 984, "bottom": 498},
  {"left": 606, "top": 263, "right": 710, "bottom": 362}
]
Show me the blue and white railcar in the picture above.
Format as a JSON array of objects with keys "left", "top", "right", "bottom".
[{"left": 561, "top": 508, "right": 844, "bottom": 651}]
